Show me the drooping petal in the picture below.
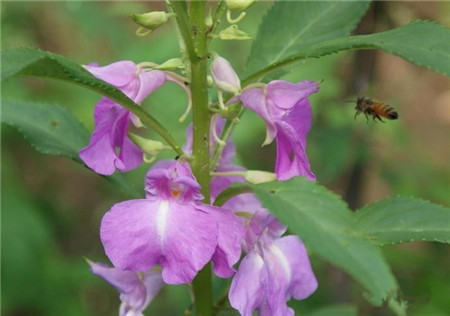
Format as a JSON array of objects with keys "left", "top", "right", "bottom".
[
  {"left": 119, "top": 137, "right": 144, "bottom": 172},
  {"left": 88, "top": 261, "right": 141, "bottom": 294},
  {"left": 199, "top": 204, "right": 245, "bottom": 278},
  {"left": 100, "top": 199, "right": 218, "bottom": 284},
  {"left": 120, "top": 271, "right": 164, "bottom": 315},
  {"left": 275, "top": 236, "right": 318, "bottom": 300},
  {"left": 274, "top": 120, "right": 315, "bottom": 181},
  {"left": 93, "top": 98, "right": 117, "bottom": 126},
  {"left": 79, "top": 107, "right": 127, "bottom": 175},
  {"left": 229, "top": 252, "right": 266, "bottom": 316},
  {"left": 88, "top": 261, "right": 164, "bottom": 316},
  {"left": 261, "top": 241, "right": 296, "bottom": 315},
  {"left": 133, "top": 70, "right": 168, "bottom": 104},
  {"left": 283, "top": 98, "right": 312, "bottom": 146},
  {"left": 239, "top": 88, "right": 277, "bottom": 145},
  {"left": 85, "top": 61, "right": 137, "bottom": 87}
]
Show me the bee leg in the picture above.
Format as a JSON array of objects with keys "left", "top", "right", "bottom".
[
  {"left": 354, "top": 111, "right": 360, "bottom": 120},
  {"left": 374, "top": 115, "right": 384, "bottom": 123},
  {"left": 364, "top": 113, "right": 369, "bottom": 123}
]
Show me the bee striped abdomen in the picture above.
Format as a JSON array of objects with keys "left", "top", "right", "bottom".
[{"left": 355, "top": 97, "right": 398, "bottom": 122}]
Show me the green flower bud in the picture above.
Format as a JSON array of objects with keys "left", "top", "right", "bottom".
[
  {"left": 155, "top": 58, "right": 184, "bottom": 70},
  {"left": 130, "top": 11, "right": 175, "bottom": 30},
  {"left": 226, "top": 0, "right": 255, "bottom": 11},
  {"left": 205, "top": 9, "right": 213, "bottom": 28},
  {"left": 244, "top": 170, "right": 277, "bottom": 184},
  {"left": 128, "top": 133, "right": 166, "bottom": 156}
]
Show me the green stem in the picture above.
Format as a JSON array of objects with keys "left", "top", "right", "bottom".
[{"left": 173, "top": 1, "right": 213, "bottom": 315}]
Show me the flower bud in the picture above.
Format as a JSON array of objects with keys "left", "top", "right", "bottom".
[
  {"left": 130, "top": 11, "right": 175, "bottom": 30},
  {"left": 226, "top": 0, "right": 255, "bottom": 11},
  {"left": 244, "top": 170, "right": 277, "bottom": 184},
  {"left": 205, "top": 9, "right": 213, "bottom": 28},
  {"left": 128, "top": 133, "right": 166, "bottom": 156},
  {"left": 211, "top": 55, "right": 241, "bottom": 95},
  {"left": 217, "top": 25, "right": 252, "bottom": 40},
  {"left": 155, "top": 58, "right": 184, "bottom": 70}
]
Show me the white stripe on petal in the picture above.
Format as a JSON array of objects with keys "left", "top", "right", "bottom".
[
  {"left": 269, "top": 244, "right": 291, "bottom": 281},
  {"left": 156, "top": 201, "right": 170, "bottom": 242}
]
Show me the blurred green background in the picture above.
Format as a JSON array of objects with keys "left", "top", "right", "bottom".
[{"left": 1, "top": 1, "right": 449, "bottom": 315}]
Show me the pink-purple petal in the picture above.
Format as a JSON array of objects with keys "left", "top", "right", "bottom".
[
  {"left": 199, "top": 205, "right": 245, "bottom": 278},
  {"left": 88, "top": 261, "right": 163, "bottom": 316},
  {"left": 275, "top": 236, "right": 318, "bottom": 300},
  {"left": 229, "top": 252, "right": 266, "bottom": 316},
  {"left": 283, "top": 98, "right": 313, "bottom": 144},
  {"left": 275, "top": 121, "right": 316, "bottom": 181},
  {"left": 239, "top": 88, "right": 278, "bottom": 144},
  {"left": 267, "top": 80, "right": 319, "bottom": 110},
  {"left": 134, "top": 70, "right": 168, "bottom": 104},
  {"left": 100, "top": 199, "right": 218, "bottom": 284},
  {"left": 118, "top": 138, "right": 144, "bottom": 172},
  {"left": 85, "top": 61, "right": 137, "bottom": 87},
  {"left": 79, "top": 108, "right": 127, "bottom": 175}
]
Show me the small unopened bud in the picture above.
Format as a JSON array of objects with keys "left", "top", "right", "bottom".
[
  {"left": 226, "top": 0, "right": 255, "bottom": 11},
  {"left": 128, "top": 133, "right": 166, "bottom": 156},
  {"left": 155, "top": 58, "right": 184, "bottom": 70},
  {"left": 205, "top": 9, "right": 213, "bottom": 28},
  {"left": 244, "top": 170, "right": 277, "bottom": 184},
  {"left": 217, "top": 25, "right": 252, "bottom": 40},
  {"left": 130, "top": 11, "right": 175, "bottom": 30},
  {"left": 211, "top": 55, "right": 241, "bottom": 95}
]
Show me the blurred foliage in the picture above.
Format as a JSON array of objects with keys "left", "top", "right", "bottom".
[{"left": 1, "top": 1, "right": 449, "bottom": 315}]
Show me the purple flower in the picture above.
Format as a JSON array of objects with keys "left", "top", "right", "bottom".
[
  {"left": 88, "top": 261, "right": 163, "bottom": 316},
  {"left": 100, "top": 161, "right": 244, "bottom": 284},
  {"left": 79, "top": 61, "right": 171, "bottom": 175},
  {"left": 229, "top": 210, "right": 318, "bottom": 316},
  {"left": 238, "top": 80, "right": 319, "bottom": 180}
]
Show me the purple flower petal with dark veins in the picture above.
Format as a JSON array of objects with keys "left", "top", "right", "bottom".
[{"left": 88, "top": 261, "right": 163, "bottom": 316}]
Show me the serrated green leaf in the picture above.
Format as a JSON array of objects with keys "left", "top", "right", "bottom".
[
  {"left": 0, "top": 48, "right": 182, "bottom": 155},
  {"left": 246, "top": 20, "right": 450, "bottom": 83},
  {"left": 355, "top": 197, "right": 450, "bottom": 245},
  {"left": 245, "top": 0, "right": 370, "bottom": 77},
  {"left": 1, "top": 99, "right": 89, "bottom": 159},
  {"left": 251, "top": 177, "right": 398, "bottom": 305}
]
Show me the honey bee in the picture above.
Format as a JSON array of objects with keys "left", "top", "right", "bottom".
[{"left": 354, "top": 97, "right": 398, "bottom": 122}]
